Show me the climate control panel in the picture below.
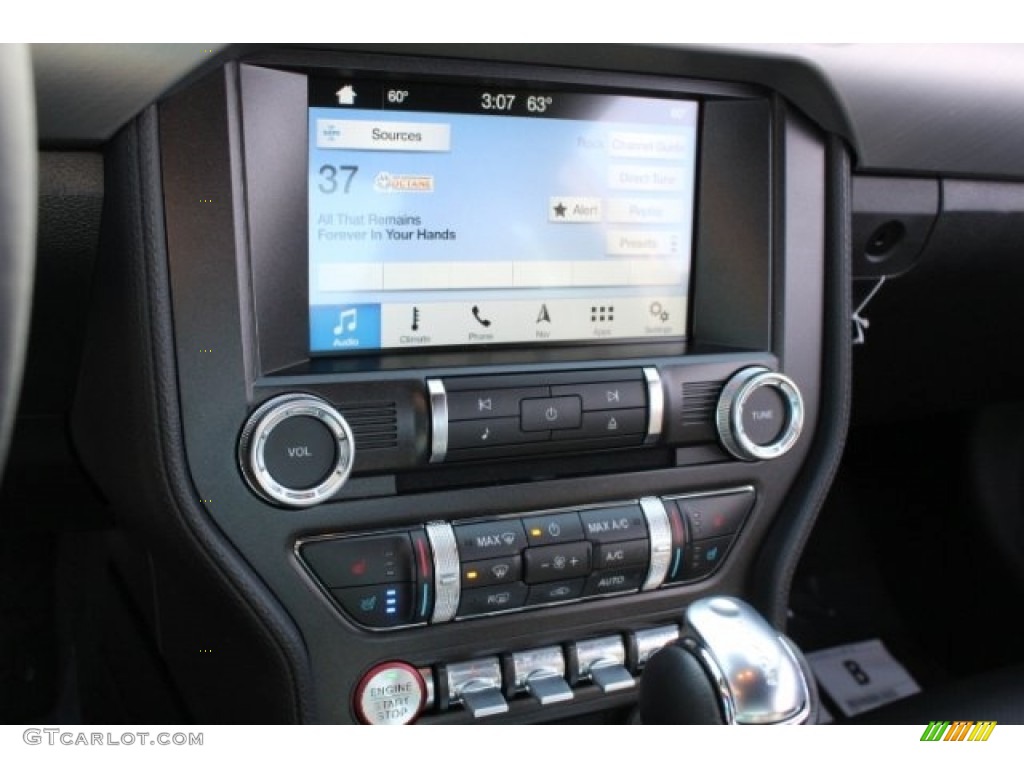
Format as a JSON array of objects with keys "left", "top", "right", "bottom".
[{"left": 297, "top": 487, "right": 754, "bottom": 630}]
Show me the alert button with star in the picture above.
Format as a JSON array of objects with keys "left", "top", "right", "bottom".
[{"left": 549, "top": 196, "right": 603, "bottom": 223}]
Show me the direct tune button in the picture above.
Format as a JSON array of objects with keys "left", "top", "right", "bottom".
[
  {"left": 239, "top": 394, "right": 355, "bottom": 508},
  {"left": 716, "top": 367, "right": 804, "bottom": 462},
  {"left": 742, "top": 386, "right": 787, "bottom": 446}
]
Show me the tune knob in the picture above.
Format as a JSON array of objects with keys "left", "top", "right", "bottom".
[
  {"left": 238, "top": 394, "right": 355, "bottom": 508},
  {"left": 715, "top": 367, "right": 804, "bottom": 461}
]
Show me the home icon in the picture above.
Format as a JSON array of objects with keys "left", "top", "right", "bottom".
[{"left": 336, "top": 85, "right": 357, "bottom": 106}]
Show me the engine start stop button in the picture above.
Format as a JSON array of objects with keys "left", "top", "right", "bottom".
[{"left": 354, "top": 661, "right": 427, "bottom": 725}]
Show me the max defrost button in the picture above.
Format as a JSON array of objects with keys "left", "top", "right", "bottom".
[
  {"left": 263, "top": 415, "right": 337, "bottom": 489},
  {"left": 454, "top": 520, "right": 527, "bottom": 560}
]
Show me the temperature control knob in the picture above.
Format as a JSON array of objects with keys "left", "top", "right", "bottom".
[
  {"left": 238, "top": 394, "right": 354, "bottom": 508},
  {"left": 715, "top": 368, "right": 804, "bottom": 461}
]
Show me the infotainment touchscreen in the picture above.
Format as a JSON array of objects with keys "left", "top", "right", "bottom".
[{"left": 307, "top": 78, "right": 699, "bottom": 354}]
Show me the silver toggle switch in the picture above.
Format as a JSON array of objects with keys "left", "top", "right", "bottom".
[
  {"left": 511, "top": 646, "right": 574, "bottom": 705},
  {"left": 632, "top": 624, "right": 681, "bottom": 669},
  {"left": 573, "top": 636, "right": 635, "bottom": 692},
  {"left": 444, "top": 657, "right": 508, "bottom": 718}
]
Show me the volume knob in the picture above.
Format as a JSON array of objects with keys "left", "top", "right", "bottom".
[
  {"left": 715, "top": 368, "right": 804, "bottom": 462},
  {"left": 238, "top": 394, "right": 355, "bottom": 508}
]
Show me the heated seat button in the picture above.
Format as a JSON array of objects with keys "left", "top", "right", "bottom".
[
  {"left": 301, "top": 534, "right": 414, "bottom": 588},
  {"left": 461, "top": 555, "right": 521, "bottom": 588},
  {"left": 583, "top": 567, "right": 646, "bottom": 596},
  {"left": 524, "top": 542, "right": 591, "bottom": 584},
  {"left": 263, "top": 415, "right": 338, "bottom": 490},
  {"left": 673, "top": 491, "right": 754, "bottom": 540},
  {"left": 580, "top": 504, "right": 648, "bottom": 543},
  {"left": 593, "top": 539, "right": 648, "bottom": 571},
  {"left": 522, "top": 511, "right": 584, "bottom": 545},
  {"left": 681, "top": 535, "right": 734, "bottom": 580},
  {"left": 333, "top": 583, "right": 415, "bottom": 628},
  {"left": 521, "top": 396, "right": 582, "bottom": 431},
  {"left": 454, "top": 520, "right": 527, "bottom": 560},
  {"left": 458, "top": 583, "right": 529, "bottom": 616}
]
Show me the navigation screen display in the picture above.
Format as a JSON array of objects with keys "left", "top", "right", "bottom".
[{"left": 308, "top": 78, "right": 699, "bottom": 354}]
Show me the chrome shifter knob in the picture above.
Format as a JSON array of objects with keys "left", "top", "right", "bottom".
[{"left": 640, "top": 596, "right": 813, "bottom": 725}]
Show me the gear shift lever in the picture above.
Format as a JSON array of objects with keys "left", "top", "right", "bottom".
[{"left": 640, "top": 596, "right": 815, "bottom": 724}]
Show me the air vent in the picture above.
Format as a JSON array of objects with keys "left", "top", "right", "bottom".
[
  {"left": 342, "top": 403, "right": 399, "bottom": 450},
  {"left": 681, "top": 381, "right": 724, "bottom": 428}
]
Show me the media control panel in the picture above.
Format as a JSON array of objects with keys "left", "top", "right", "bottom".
[
  {"left": 297, "top": 488, "right": 754, "bottom": 630},
  {"left": 236, "top": 360, "right": 803, "bottom": 508},
  {"left": 428, "top": 368, "right": 662, "bottom": 462}
]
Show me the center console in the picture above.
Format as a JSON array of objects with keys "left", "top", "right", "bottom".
[{"left": 126, "top": 48, "right": 831, "bottom": 723}]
